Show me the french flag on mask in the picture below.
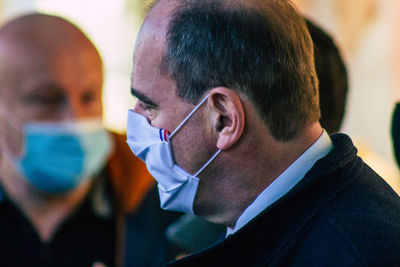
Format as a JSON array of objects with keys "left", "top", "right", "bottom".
[{"left": 159, "top": 129, "right": 169, "bottom": 142}]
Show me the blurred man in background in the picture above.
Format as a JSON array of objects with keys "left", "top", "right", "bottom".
[
  {"left": 0, "top": 13, "right": 180, "bottom": 267},
  {"left": 306, "top": 20, "right": 348, "bottom": 133}
]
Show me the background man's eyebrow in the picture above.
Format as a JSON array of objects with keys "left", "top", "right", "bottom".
[{"left": 130, "top": 88, "right": 158, "bottom": 107}]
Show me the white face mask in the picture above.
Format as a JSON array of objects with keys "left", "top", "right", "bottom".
[{"left": 126, "top": 94, "right": 221, "bottom": 214}]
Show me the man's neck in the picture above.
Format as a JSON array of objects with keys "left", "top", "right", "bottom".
[
  {"left": 198, "top": 122, "right": 323, "bottom": 228},
  {"left": 0, "top": 160, "right": 93, "bottom": 242},
  {"left": 233, "top": 123, "right": 324, "bottom": 227}
]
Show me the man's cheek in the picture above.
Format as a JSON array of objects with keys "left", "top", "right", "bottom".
[{"left": 151, "top": 113, "right": 173, "bottom": 132}]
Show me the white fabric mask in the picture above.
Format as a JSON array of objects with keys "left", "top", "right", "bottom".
[{"left": 126, "top": 94, "right": 221, "bottom": 214}]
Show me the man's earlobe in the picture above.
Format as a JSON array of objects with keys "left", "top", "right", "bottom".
[{"left": 209, "top": 88, "right": 245, "bottom": 150}]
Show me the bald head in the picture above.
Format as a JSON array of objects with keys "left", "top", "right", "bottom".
[
  {"left": 0, "top": 13, "right": 100, "bottom": 64},
  {"left": 0, "top": 13, "right": 103, "bottom": 121}
]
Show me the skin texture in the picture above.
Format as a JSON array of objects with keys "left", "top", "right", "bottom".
[
  {"left": 131, "top": 0, "right": 323, "bottom": 228},
  {"left": 0, "top": 14, "right": 103, "bottom": 242}
]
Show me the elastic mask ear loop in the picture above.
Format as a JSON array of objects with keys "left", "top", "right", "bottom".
[
  {"left": 0, "top": 104, "right": 23, "bottom": 131},
  {"left": 0, "top": 104, "right": 24, "bottom": 167},
  {"left": 170, "top": 94, "right": 210, "bottom": 138},
  {"left": 167, "top": 94, "right": 221, "bottom": 176},
  {"left": 193, "top": 149, "right": 221, "bottom": 177}
]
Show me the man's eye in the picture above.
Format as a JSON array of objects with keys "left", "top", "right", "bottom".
[
  {"left": 139, "top": 102, "right": 153, "bottom": 111},
  {"left": 23, "top": 94, "right": 64, "bottom": 106},
  {"left": 81, "top": 91, "right": 96, "bottom": 104}
]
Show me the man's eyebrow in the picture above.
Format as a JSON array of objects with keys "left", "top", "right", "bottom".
[{"left": 130, "top": 88, "right": 158, "bottom": 107}]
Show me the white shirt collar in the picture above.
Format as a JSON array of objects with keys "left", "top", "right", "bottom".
[{"left": 226, "top": 130, "right": 333, "bottom": 236}]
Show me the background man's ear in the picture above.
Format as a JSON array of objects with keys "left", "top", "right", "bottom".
[{"left": 208, "top": 87, "right": 245, "bottom": 150}]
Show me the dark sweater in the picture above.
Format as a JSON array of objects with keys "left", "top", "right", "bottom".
[{"left": 167, "top": 134, "right": 400, "bottom": 266}]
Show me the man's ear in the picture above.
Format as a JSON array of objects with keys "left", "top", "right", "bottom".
[{"left": 208, "top": 87, "right": 245, "bottom": 150}]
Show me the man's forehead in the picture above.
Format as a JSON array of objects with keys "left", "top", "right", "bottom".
[
  {"left": 135, "top": 0, "right": 178, "bottom": 45},
  {"left": 135, "top": 0, "right": 175, "bottom": 52},
  {"left": 0, "top": 45, "right": 101, "bottom": 96},
  {"left": 132, "top": 3, "right": 171, "bottom": 86},
  {"left": 145, "top": 0, "right": 177, "bottom": 26},
  {"left": 131, "top": 44, "right": 175, "bottom": 102},
  {"left": 131, "top": 0, "right": 179, "bottom": 96}
]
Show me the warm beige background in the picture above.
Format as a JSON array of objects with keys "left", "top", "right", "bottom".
[
  {"left": 0, "top": 0, "right": 399, "bottom": 193},
  {"left": 293, "top": 0, "right": 400, "bottom": 192}
]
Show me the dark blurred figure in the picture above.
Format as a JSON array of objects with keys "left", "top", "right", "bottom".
[
  {"left": 166, "top": 18, "right": 350, "bottom": 257},
  {"left": 307, "top": 20, "right": 348, "bottom": 133},
  {"left": 0, "top": 13, "right": 180, "bottom": 267},
  {"left": 391, "top": 103, "right": 400, "bottom": 168}
]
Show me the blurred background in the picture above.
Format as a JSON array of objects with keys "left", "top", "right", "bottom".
[{"left": 0, "top": 0, "right": 399, "bottom": 191}]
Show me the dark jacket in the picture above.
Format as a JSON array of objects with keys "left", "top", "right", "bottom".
[
  {"left": 99, "top": 132, "right": 182, "bottom": 267},
  {"left": 167, "top": 134, "right": 400, "bottom": 266}
]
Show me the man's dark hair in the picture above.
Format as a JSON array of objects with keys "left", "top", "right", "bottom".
[
  {"left": 307, "top": 20, "right": 348, "bottom": 133},
  {"left": 160, "top": 0, "right": 320, "bottom": 141}
]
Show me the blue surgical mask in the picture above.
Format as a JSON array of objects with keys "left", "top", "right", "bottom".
[{"left": 1, "top": 113, "right": 113, "bottom": 194}]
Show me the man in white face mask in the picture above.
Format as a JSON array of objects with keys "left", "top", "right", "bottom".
[
  {"left": 127, "top": 0, "right": 400, "bottom": 266},
  {"left": 0, "top": 13, "right": 180, "bottom": 267}
]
